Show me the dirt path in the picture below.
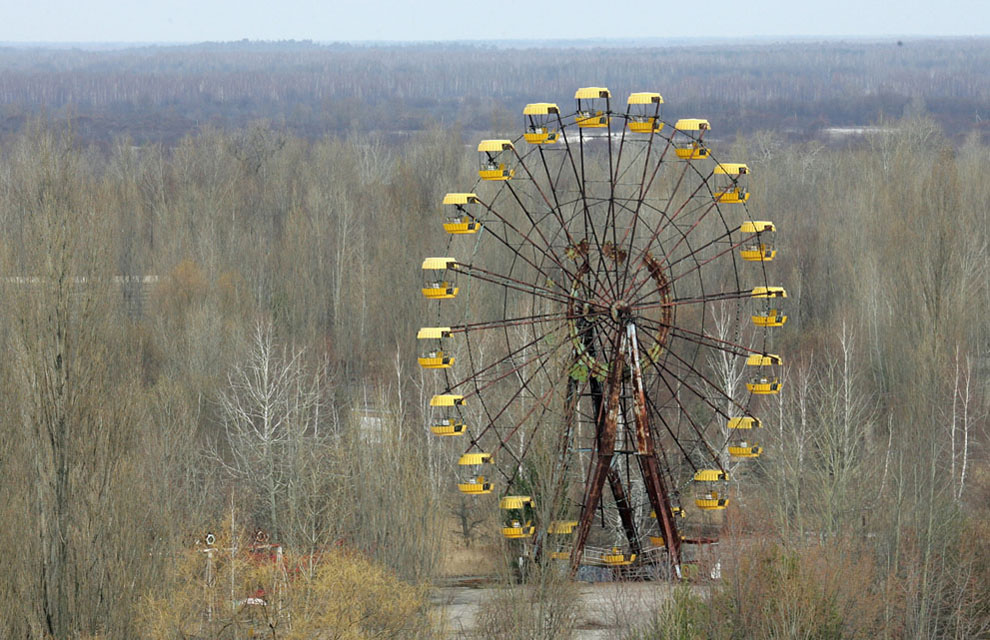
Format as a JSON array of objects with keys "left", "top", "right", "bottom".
[{"left": 433, "top": 581, "right": 675, "bottom": 638}]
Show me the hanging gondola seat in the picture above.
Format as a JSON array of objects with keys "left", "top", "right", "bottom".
[
  {"left": 626, "top": 92, "right": 664, "bottom": 133},
  {"left": 739, "top": 221, "right": 777, "bottom": 261}
]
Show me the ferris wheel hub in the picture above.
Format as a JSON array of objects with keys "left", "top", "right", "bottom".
[{"left": 609, "top": 299, "right": 632, "bottom": 322}]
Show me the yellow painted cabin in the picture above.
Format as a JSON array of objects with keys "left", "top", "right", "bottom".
[
  {"left": 674, "top": 118, "right": 710, "bottom": 159},
  {"left": 745, "top": 354, "right": 783, "bottom": 395},
  {"left": 626, "top": 92, "right": 664, "bottom": 133},
  {"left": 442, "top": 193, "right": 482, "bottom": 234},
  {"left": 739, "top": 221, "right": 777, "bottom": 261},
  {"left": 750, "top": 286, "right": 788, "bottom": 327},
  {"left": 523, "top": 103, "right": 560, "bottom": 144},
  {"left": 575, "top": 87, "right": 611, "bottom": 128},
  {"left": 477, "top": 140, "right": 515, "bottom": 181}
]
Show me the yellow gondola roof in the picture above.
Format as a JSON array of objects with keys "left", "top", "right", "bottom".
[
  {"left": 740, "top": 221, "right": 775, "bottom": 234},
  {"left": 714, "top": 163, "right": 749, "bottom": 175},
  {"left": 430, "top": 394, "right": 464, "bottom": 407},
  {"left": 499, "top": 495, "right": 533, "bottom": 509},
  {"left": 443, "top": 193, "right": 479, "bottom": 205},
  {"left": 458, "top": 452, "right": 492, "bottom": 465},
  {"left": 751, "top": 286, "right": 788, "bottom": 298},
  {"left": 548, "top": 520, "right": 578, "bottom": 534},
  {"left": 727, "top": 417, "right": 763, "bottom": 429},
  {"left": 694, "top": 469, "right": 729, "bottom": 482},
  {"left": 422, "top": 257, "right": 457, "bottom": 270},
  {"left": 675, "top": 118, "right": 710, "bottom": 131},
  {"left": 575, "top": 86, "right": 611, "bottom": 99},
  {"left": 477, "top": 139, "right": 514, "bottom": 153},
  {"left": 523, "top": 102, "right": 560, "bottom": 115},
  {"left": 746, "top": 353, "right": 783, "bottom": 367},
  {"left": 627, "top": 92, "right": 663, "bottom": 105},
  {"left": 417, "top": 327, "right": 452, "bottom": 339}
]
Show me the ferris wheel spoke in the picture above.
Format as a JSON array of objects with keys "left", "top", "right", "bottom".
[
  {"left": 635, "top": 340, "right": 726, "bottom": 473},
  {"left": 667, "top": 325, "right": 755, "bottom": 359},
  {"left": 632, "top": 288, "right": 750, "bottom": 313},
  {"left": 634, "top": 316, "right": 754, "bottom": 358},
  {"left": 477, "top": 198, "right": 580, "bottom": 285},
  {"left": 467, "top": 323, "right": 589, "bottom": 460},
  {"left": 512, "top": 147, "right": 582, "bottom": 253},
  {"left": 605, "top": 111, "right": 626, "bottom": 277},
  {"left": 664, "top": 228, "right": 734, "bottom": 273},
  {"left": 619, "top": 197, "right": 717, "bottom": 305},
  {"left": 641, "top": 334, "right": 750, "bottom": 422},
  {"left": 610, "top": 143, "right": 649, "bottom": 187},
  {"left": 639, "top": 378, "right": 696, "bottom": 478},
  {"left": 456, "top": 262, "right": 599, "bottom": 309},
  {"left": 504, "top": 177, "right": 581, "bottom": 281},
  {"left": 447, "top": 320, "right": 570, "bottom": 396},
  {"left": 499, "top": 372, "right": 574, "bottom": 489},
  {"left": 449, "top": 311, "right": 572, "bottom": 334},
  {"left": 665, "top": 229, "right": 765, "bottom": 289},
  {"left": 623, "top": 125, "right": 711, "bottom": 297},
  {"left": 621, "top": 167, "right": 713, "bottom": 291},
  {"left": 648, "top": 160, "right": 726, "bottom": 266},
  {"left": 557, "top": 119, "right": 618, "bottom": 297},
  {"left": 614, "top": 130, "right": 676, "bottom": 245},
  {"left": 634, "top": 129, "right": 674, "bottom": 200}
]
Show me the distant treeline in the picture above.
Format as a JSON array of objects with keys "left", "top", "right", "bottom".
[{"left": 0, "top": 38, "right": 988, "bottom": 146}]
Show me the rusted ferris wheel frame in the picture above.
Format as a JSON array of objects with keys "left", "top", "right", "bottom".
[{"left": 422, "top": 88, "right": 782, "bottom": 578}]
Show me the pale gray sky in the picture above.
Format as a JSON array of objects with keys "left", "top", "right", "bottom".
[{"left": 2, "top": 0, "right": 988, "bottom": 43}]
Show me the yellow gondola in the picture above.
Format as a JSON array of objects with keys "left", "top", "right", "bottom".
[
  {"left": 550, "top": 551, "right": 570, "bottom": 560},
  {"left": 429, "top": 394, "right": 466, "bottom": 436},
  {"left": 649, "top": 535, "right": 666, "bottom": 547},
  {"left": 745, "top": 354, "right": 783, "bottom": 395},
  {"left": 650, "top": 507, "right": 685, "bottom": 518},
  {"left": 499, "top": 496, "right": 534, "bottom": 537},
  {"left": 674, "top": 118, "right": 710, "bottom": 159},
  {"left": 694, "top": 468, "right": 729, "bottom": 510},
  {"left": 626, "top": 92, "right": 663, "bottom": 133},
  {"left": 499, "top": 495, "right": 533, "bottom": 510},
  {"left": 713, "top": 163, "right": 750, "bottom": 203},
  {"left": 430, "top": 418, "right": 466, "bottom": 436},
  {"left": 442, "top": 193, "right": 482, "bottom": 234},
  {"left": 478, "top": 140, "right": 515, "bottom": 181},
  {"left": 694, "top": 469, "right": 728, "bottom": 482},
  {"left": 430, "top": 394, "right": 464, "bottom": 407},
  {"left": 739, "top": 221, "right": 777, "bottom": 261},
  {"left": 548, "top": 520, "right": 578, "bottom": 534},
  {"left": 727, "top": 416, "right": 763, "bottom": 430},
  {"left": 501, "top": 520, "right": 536, "bottom": 539},
  {"left": 750, "top": 287, "right": 788, "bottom": 327},
  {"left": 523, "top": 103, "right": 560, "bottom": 144},
  {"left": 602, "top": 547, "right": 636, "bottom": 566},
  {"left": 417, "top": 326, "right": 454, "bottom": 369},
  {"left": 575, "top": 87, "right": 611, "bottom": 128},
  {"left": 421, "top": 257, "right": 459, "bottom": 299},
  {"left": 695, "top": 491, "right": 729, "bottom": 510},
  {"left": 728, "top": 442, "right": 763, "bottom": 459},
  {"left": 457, "top": 452, "right": 494, "bottom": 495}
]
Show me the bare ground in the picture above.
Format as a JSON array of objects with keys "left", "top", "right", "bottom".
[{"left": 433, "top": 580, "right": 675, "bottom": 639}]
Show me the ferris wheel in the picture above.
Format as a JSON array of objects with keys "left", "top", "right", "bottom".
[{"left": 419, "top": 87, "right": 786, "bottom": 577}]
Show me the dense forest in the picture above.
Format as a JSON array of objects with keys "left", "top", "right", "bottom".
[
  {"left": 0, "top": 38, "right": 989, "bottom": 145},
  {"left": 0, "top": 40, "right": 987, "bottom": 639}
]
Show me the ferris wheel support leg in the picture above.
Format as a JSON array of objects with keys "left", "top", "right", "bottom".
[
  {"left": 607, "top": 466, "right": 643, "bottom": 558},
  {"left": 570, "top": 340, "right": 626, "bottom": 576},
  {"left": 627, "top": 323, "right": 683, "bottom": 575},
  {"left": 569, "top": 451, "right": 613, "bottom": 576}
]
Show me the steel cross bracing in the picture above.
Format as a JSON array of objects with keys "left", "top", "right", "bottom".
[{"left": 568, "top": 319, "right": 682, "bottom": 576}]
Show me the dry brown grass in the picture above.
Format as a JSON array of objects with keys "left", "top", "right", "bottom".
[{"left": 437, "top": 516, "right": 500, "bottom": 577}]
